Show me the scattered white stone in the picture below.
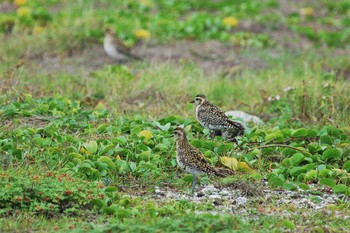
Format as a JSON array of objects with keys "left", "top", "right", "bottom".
[
  {"left": 209, "top": 194, "right": 222, "bottom": 199},
  {"left": 201, "top": 185, "right": 219, "bottom": 194},
  {"left": 225, "top": 110, "right": 264, "bottom": 125},
  {"left": 236, "top": 196, "right": 248, "bottom": 205}
]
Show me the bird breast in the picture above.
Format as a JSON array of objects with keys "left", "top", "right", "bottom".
[{"left": 103, "top": 36, "right": 125, "bottom": 60}]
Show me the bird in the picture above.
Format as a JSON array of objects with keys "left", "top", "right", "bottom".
[
  {"left": 103, "top": 28, "right": 141, "bottom": 61},
  {"left": 190, "top": 94, "right": 245, "bottom": 141},
  {"left": 173, "top": 127, "right": 233, "bottom": 194}
]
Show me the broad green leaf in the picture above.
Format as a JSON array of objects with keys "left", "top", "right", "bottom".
[
  {"left": 100, "top": 144, "right": 115, "bottom": 155},
  {"left": 129, "top": 162, "right": 137, "bottom": 172},
  {"left": 265, "top": 131, "right": 284, "bottom": 142},
  {"left": 291, "top": 128, "right": 308, "bottom": 137},
  {"left": 322, "top": 148, "right": 341, "bottom": 161},
  {"left": 289, "top": 153, "right": 304, "bottom": 166},
  {"left": 298, "top": 183, "right": 309, "bottom": 190},
  {"left": 320, "top": 135, "right": 332, "bottom": 145},
  {"left": 131, "top": 126, "right": 143, "bottom": 135},
  {"left": 305, "top": 170, "right": 317, "bottom": 180},
  {"left": 268, "top": 177, "right": 284, "bottom": 188},
  {"left": 92, "top": 199, "right": 107, "bottom": 208},
  {"left": 221, "top": 156, "right": 238, "bottom": 171},
  {"left": 319, "top": 178, "right": 336, "bottom": 188},
  {"left": 343, "top": 161, "right": 350, "bottom": 172},
  {"left": 154, "top": 122, "right": 171, "bottom": 131},
  {"left": 102, "top": 206, "right": 118, "bottom": 214},
  {"left": 82, "top": 141, "right": 98, "bottom": 154},
  {"left": 318, "top": 169, "right": 332, "bottom": 178},
  {"left": 333, "top": 184, "right": 349, "bottom": 194},
  {"left": 306, "top": 129, "right": 318, "bottom": 137},
  {"left": 290, "top": 166, "right": 306, "bottom": 177},
  {"left": 283, "top": 183, "right": 297, "bottom": 190},
  {"left": 324, "top": 126, "right": 341, "bottom": 137},
  {"left": 115, "top": 136, "right": 127, "bottom": 144},
  {"left": 250, "top": 172, "right": 262, "bottom": 181},
  {"left": 98, "top": 156, "right": 116, "bottom": 169},
  {"left": 282, "top": 220, "right": 295, "bottom": 230},
  {"left": 105, "top": 186, "right": 118, "bottom": 192},
  {"left": 317, "top": 164, "right": 326, "bottom": 171},
  {"left": 216, "top": 144, "right": 229, "bottom": 155},
  {"left": 69, "top": 152, "right": 85, "bottom": 162},
  {"left": 190, "top": 140, "right": 202, "bottom": 148}
]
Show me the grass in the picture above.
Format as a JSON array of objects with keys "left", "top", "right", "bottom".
[{"left": 0, "top": 0, "right": 349, "bottom": 232}]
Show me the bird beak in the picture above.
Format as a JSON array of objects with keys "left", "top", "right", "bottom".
[{"left": 189, "top": 100, "right": 195, "bottom": 103}]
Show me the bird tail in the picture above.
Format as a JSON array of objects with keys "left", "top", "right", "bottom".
[
  {"left": 215, "top": 167, "right": 235, "bottom": 177},
  {"left": 128, "top": 53, "right": 142, "bottom": 60}
]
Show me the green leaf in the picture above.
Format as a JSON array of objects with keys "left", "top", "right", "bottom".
[
  {"left": 343, "top": 161, "right": 350, "bottom": 172},
  {"left": 100, "top": 144, "right": 115, "bottom": 155},
  {"left": 268, "top": 177, "right": 284, "bottom": 188},
  {"left": 98, "top": 156, "right": 116, "bottom": 169},
  {"left": 289, "top": 166, "right": 306, "bottom": 177},
  {"left": 154, "top": 122, "right": 171, "bottom": 131},
  {"left": 333, "top": 184, "right": 349, "bottom": 194},
  {"left": 69, "top": 152, "right": 85, "bottom": 162},
  {"left": 82, "top": 141, "right": 98, "bottom": 154},
  {"left": 282, "top": 220, "right": 295, "bottom": 230},
  {"left": 102, "top": 205, "right": 118, "bottom": 214},
  {"left": 265, "top": 131, "right": 284, "bottom": 142},
  {"left": 305, "top": 170, "right": 317, "bottom": 180},
  {"left": 190, "top": 140, "right": 202, "bottom": 148},
  {"left": 92, "top": 199, "right": 107, "bottom": 208},
  {"left": 324, "top": 126, "right": 341, "bottom": 137},
  {"left": 306, "top": 129, "right": 318, "bottom": 137},
  {"left": 115, "top": 136, "right": 127, "bottom": 144},
  {"left": 322, "top": 148, "right": 341, "bottom": 161},
  {"left": 289, "top": 153, "right": 304, "bottom": 166},
  {"left": 320, "top": 135, "right": 332, "bottom": 145},
  {"left": 298, "top": 183, "right": 309, "bottom": 190},
  {"left": 319, "top": 178, "right": 336, "bottom": 188},
  {"left": 105, "top": 186, "right": 118, "bottom": 192},
  {"left": 250, "top": 172, "right": 263, "bottom": 181},
  {"left": 283, "top": 183, "right": 297, "bottom": 190},
  {"left": 129, "top": 162, "right": 137, "bottom": 172},
  {"left": 291, "top": 128, "right": 308, "bottom": 137}
]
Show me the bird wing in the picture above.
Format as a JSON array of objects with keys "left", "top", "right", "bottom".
[
  {"left": 113, "top": 37, "right": 132, "bottom": 54},
  {"left": 188, "top": 146, "right": 218, "bottom": 175},
  {"left": 113, "top": 37, "right": 141, "bottom": 60},
  {"left": 198, "top": 102, "right": 244, "bottom": 131}
]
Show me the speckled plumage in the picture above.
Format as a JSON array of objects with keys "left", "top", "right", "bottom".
[
  {"left": 190, "top": 94, "right": 245, "bottom": 140},
  {"left": 173, "top": 127, "right": 232, "bottom": 193}
]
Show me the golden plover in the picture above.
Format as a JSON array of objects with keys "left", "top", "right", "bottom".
[
  {"left": 190, "top": 94, "right": 245, "bottom": 141},
  {"left": 173, "top": 127, "right": 233, "bottom": 194},
  {"left": 104, "top": 28, "right": 141, "bottom": 61}
]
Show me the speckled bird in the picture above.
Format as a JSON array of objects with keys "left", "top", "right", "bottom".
[
  {"left": 173, "top": 127, "right": 233, "bottom": 194},
  {"left": 190, "top": 94, "right": 245, "bottom": 141},
  {"left": 104, "top": 28, "right": 141, "bottom": 61}
]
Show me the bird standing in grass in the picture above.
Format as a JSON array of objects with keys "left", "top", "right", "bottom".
[
  {"left": 103, "top": 28, "right": 141, "bottom": 61},
  {"left": 190, "top": 94, "right": 245, "bottom": 141},
  {"left": 173, "top": 127, "right": 233, "bottom": 194}
]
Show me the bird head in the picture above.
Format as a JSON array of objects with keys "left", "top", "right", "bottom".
[
  {"left": 173, "top": 127, "right": 187, "bottom": 140},
  {"left": 104, "top": 28, "right": 114, "bottom": 36},
  {"left": 190, "top": 94, "right": 206, "bottom": 106}
]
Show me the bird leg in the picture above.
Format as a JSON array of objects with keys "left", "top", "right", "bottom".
[
  {"left": 210, "top": 130, "right": 222, "bottom": 139},
  {"left": 191, "top": 174, "right": 197, "bottom": 194},
  {"left": 209, "top": 130, "right": 215, "bottom": 139}
]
